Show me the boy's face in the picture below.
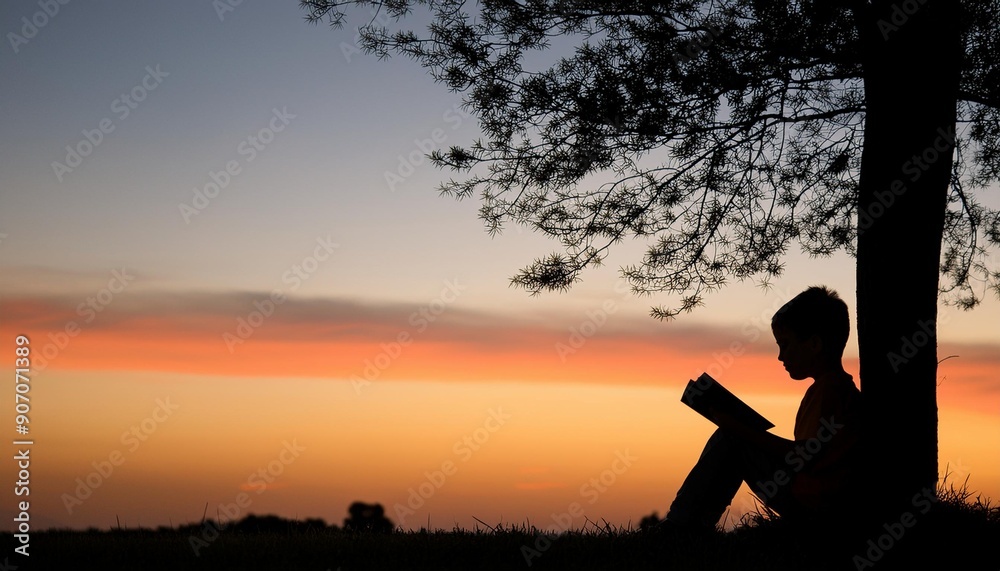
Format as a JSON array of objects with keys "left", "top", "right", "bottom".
[{"left": 771, "top": 325, "right": 822, "bottom": 381}]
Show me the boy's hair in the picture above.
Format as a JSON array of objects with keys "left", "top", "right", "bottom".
[{"left": 771, "top": 286, "right": 850, "bottom": 362}]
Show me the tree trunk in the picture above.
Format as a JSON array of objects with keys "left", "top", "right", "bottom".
[{"left": 855, "top": 0, "right": 960, "bottom": 525}]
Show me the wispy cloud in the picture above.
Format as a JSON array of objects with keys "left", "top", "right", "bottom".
[
  {"left": 0, "top": 287, "right": 758, "bottom": 377},
  {"left": 2, "top": 282, "right": 997, "bottom": 410}
]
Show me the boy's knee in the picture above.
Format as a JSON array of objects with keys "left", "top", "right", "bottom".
[
  {"left": 705, "top": 428, "right": 739, "bottom": 453},
  {"left": 707, "top": 427, "right": 728, "bottom": 442}
]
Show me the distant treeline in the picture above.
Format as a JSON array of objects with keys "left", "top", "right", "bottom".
[{"left": 27, "top": 501, "right": 396, "bottom": 535}]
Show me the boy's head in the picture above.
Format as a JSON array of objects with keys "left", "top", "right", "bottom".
[{"left": 770, "top": 286, "right": 849, "bottom": 378}]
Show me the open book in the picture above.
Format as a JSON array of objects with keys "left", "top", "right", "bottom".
[{"left": 681, "top": 373, "right": 774, "bottom": 431}]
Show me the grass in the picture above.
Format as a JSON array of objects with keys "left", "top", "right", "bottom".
[{"left": 4, "top": 480, "right": 997, "bottom": 570}]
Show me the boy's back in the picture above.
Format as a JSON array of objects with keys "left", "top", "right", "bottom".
[{"left": 791, "top": 372, "right": 863, "bottom": 511}]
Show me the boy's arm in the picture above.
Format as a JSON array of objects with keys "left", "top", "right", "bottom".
[{"left": 709, "top": 406, "right": 794, "bottom": 457}]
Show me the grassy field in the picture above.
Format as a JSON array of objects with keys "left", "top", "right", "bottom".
[{"left": 3, "top": 487, "right": 997, "bottom": 570}]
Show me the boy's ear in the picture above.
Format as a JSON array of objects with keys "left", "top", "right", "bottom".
[{"left": 806, "top": 334, "right": 823, "bottom": 355}]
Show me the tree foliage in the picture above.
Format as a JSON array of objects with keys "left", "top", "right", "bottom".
[{"left": 302, "top": 0, "right": 1000, "bottom": 318}]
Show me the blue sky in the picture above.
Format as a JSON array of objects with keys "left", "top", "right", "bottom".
[{"left": 3, "top": 0, "right": 997, "bottom": 333}]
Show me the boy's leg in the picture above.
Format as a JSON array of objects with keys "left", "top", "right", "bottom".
[
  {"left": 745, "top": 465, "right": 800, "bottom": 518},
  {"left": 667, "top": 428, "right": 792, "bottom": 528},
  {"left": 666, "top": 428, "right": 747, "bottom": 528}
]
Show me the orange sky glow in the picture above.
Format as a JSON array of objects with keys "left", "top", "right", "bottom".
[{"left": 1, "top": 288, "right": 997, "bottom": 532}]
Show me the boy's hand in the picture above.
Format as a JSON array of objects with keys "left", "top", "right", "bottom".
[
  {"left": 709, "top": 405, "right": 794, "bottom": 456},
  {"left": 707, "top": 406, "right": 747, "bottom": 435}
]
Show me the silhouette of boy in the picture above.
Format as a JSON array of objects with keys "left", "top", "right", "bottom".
[{"left": 665, "top": 286, "right": 862, "bottom": 529}]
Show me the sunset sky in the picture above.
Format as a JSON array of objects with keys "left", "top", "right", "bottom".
[{"left": 1, "top": 2, "right": 998, "bottom": 534}]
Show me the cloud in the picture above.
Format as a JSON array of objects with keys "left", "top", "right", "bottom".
[{"left": 1, "top": 286, "right": 997, "bottom": 408}]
